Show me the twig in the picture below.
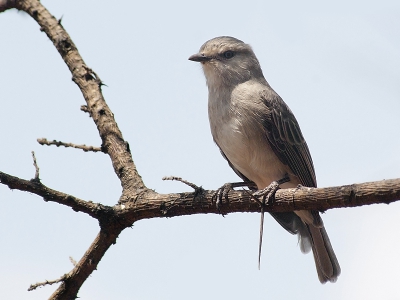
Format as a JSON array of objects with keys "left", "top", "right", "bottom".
[
  {"left": 31, "top": 151, "right": 40, "bottom": 182},
  {"left": 163, "top": 176, "right": 206, "bottom": 201},
  {"left": 82, "top": 65, "right": 107, "bottom": 87},
  {"left": 162, "top": 176, "right": 200, "bottom": 190},
  {"left": 69, "top": 256, "right": 77, "bottom": 267},
  {"left": 0, "top": 170, "right": 106, "bottom": 219},
  {"left": 80, "top": 105, "right": 90, "bottom": 114},
  {"left": 37, "top": 138, "right": 102, "bottom": 153},
  {"left": 28, "top": 274, "right": 67, "bottom": 291}
]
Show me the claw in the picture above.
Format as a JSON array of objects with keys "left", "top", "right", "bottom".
[
  {"left": 253, "top": 181, "right": 280, "bottom": 204},
  {"left": 213, "top": 183, "right": 233, "bottom": 212},
  {"left": 212, "top": 181, "right": 255, "bottom": 213}
]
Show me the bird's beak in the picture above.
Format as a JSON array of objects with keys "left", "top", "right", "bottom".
[{"left": 188, "top": 53, "right": 211, "bottom": 62}]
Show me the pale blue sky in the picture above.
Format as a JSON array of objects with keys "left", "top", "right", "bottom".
[{"left": 1, "top": 1, "right": 400, "bottom": 299}]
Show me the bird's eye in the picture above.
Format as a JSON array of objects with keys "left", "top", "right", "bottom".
[{"left": 223, "top": 50, "right": 235, "bottom": 59}]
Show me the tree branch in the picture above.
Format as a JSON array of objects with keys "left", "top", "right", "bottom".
[
  {"left": 0, "top": 0, "right": 17, "bottom": 12},
  {"left": 116, "top": 178, "right": 400, "bottom": 224},
  {"left": 0, "top": 171, "right": 110, "bottom": 219},
  {"left": 48, "top": 226, "right": 124, "bottom": 300},
  {"left": 31, "top": 151, "right": 40, "bottom": 181},
  {"left": 7, "top": 0, "right": 148, "bottom": 201},
  {"left": 3, "top": 161, "right": 400, "bottom": 298},
  {"left": 2, "top": 1, "right": 400, "bottom": 300},
  {"left": 37, "top": 138, "right": 103, "bottom": 153},
  {"left": 3, "top": 164, "right": 399, "bottom": 224},
  {"left": 28, "top": 275, "right": 67, "bottom": 291}
]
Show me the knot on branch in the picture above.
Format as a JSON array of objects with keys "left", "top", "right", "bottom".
[
  {"left": 97, "top": 205, "right": 128, "bottom": 232},
  {"left": 56, "top": 34, "right": 75, "bottom": 56}
]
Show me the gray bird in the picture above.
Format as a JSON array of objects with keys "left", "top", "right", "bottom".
[{"left": 189, "top": 36, "right": 340, "bottom": 283}]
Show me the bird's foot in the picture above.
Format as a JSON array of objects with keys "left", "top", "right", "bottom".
[
  {"left": 212, "top": 181, "right": 255, "bottom": 213},
  {"left": 253, "top": 181, "right": 280, "bottom": 205},
  {"left": 212, "top": 182, "right": 232, "bottom": 212},
  {"left": 253, "top": 175, "right": 290, "bottom": 205}
]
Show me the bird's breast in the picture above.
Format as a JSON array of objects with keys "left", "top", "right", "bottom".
[{"left": 208, "top": 90, "right": 293, "bottom": 189}]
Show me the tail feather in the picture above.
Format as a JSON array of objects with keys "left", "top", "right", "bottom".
[
  {"left": 270, "top": 211, "right": 340, "bottom": 283},
  {"left": 307, "top": 225, "right": 341, "bottom": 283}
]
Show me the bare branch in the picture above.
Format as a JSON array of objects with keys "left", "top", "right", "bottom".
[
  {"left": 37, "top": 138, "right": 102, "bottom": 153},
  {"left": 3, "top": 152, "right": 398, "bottom": 300},
  {"left": 31, "top": 151, "right": 40, "bottom": 181},
  {"left": 80, "top": 105, "right": 90, "bottom": 114},
  {"left": 48, "top": 227, "right": 124, "bottom": 300},
  {"left": 1, "top": 161, "right": 396, "bottom": 299},
  {"left": 69, "top": 257, "right": 77, "bottom": 267},
  {"left": 30, "top": 226, "right": 124, "bottom": 300},
  {"left": 2, "top": 0, "right": 400, "bottom": 299},
  {"left": 28, "top": 275, "right": 67, "bottom": 291},
  {"left": 3, "top": 162, "right": 399, "bottom": 224},
  {"left": 0, "top": 0, "right": 17, "bottom": 12},
  {"left": 0, "top": 170, "right": 109, "bottom": 219},
  {"left": 162, "top": 176, "right": 201, "bottom": 190},
  {"left": 13, "top": 0, "right": 147, "bottom": 201},
  {"left": 117, "top": 178, "right": 400, "bottom": 223}
]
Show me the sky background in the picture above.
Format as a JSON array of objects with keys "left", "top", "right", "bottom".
[{"left": 1, "top": 1, "right": 400, "bottom": 299}]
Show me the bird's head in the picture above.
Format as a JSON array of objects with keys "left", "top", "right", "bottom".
[{"left": 189, "top": 36, "right": 264, "bottom": 89}]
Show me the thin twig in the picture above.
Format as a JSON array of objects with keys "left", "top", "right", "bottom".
[
  {"left": 80, "top": 105, "right": 90, "bottom": 114},
  {"left": 162, "top": 176, "right": 201, "bottom": 190},
  {"left": 0, "top": 170, "right": 106, "bottom": 219},
  {"left": 31, "top": 151, "right": 40, "bottom": 181},
  {"left": 28, "top": 274, "right": 67, "bottom": 291},
  {"left": 37, "top": 138, "right": 102, "bottom": 153},
  {"left": 83, "top": 65, "right": 107, "bottom": 87},
  {"left": 69, "top": 256, "right": 77, "bottom": 267}
]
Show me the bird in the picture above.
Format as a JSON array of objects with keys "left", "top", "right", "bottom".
[{"left": 188, "top": 36, "right": 340, "bottom": 283}]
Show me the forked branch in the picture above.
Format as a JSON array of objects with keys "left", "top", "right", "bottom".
[{"left": 1, "top": 1, "right": 399, "bottom": 300}]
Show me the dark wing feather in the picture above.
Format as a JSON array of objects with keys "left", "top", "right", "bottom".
[
  {"left": 260, "top": 89, "right": 317, "bottom": 188},
  {"left": 259, "top": 88, "right": 317, "bottom": 251}
]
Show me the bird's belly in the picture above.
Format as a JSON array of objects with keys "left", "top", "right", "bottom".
[{"left": 215, "top": 122, "right": 293, "bottom": 189}]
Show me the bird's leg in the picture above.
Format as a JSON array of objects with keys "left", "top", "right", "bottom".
[
  {"left": 253, "top": 175, "right": 290, "bottom": 200},
  {"left": 212, "top": 181, "right": 256, "bottom": 212},
  {"left": 254, "top": 174, "right": 290, "bottom": 269}
]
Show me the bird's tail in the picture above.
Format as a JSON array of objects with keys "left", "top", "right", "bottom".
[
  {"left": 270, "top": 211, "right": 340, "bottom": 283},
  {"left": 306, "top": 224, "right": 341, "bottom": 283}
]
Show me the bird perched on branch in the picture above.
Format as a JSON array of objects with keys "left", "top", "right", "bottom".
[{"left": 189, "top": 36, "right": 340, "bottom": 283}]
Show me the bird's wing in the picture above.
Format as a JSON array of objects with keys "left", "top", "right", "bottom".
[
  {"left": 260, "top": 89, "right": 317, "bottom": 188},
  {"left": 217, "top": 125, "right": 313, "bottom": 248}
]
